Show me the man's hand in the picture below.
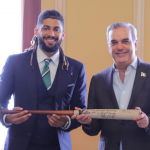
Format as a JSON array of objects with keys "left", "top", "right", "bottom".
[
  {"left": 134, "top": 107, "right": 149, "bottom": 128},
  {"left": 6, "top": 107, "right": 32, "bottom": 124},
  {"left": 71, "top": 107, "right": 92, "bottom": 125},
  {"left": 47, "top": 114, "right": 68, "bottom": 128}
]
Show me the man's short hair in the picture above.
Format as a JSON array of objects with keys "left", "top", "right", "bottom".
[
  {"left": 106, "top": 22, "right": 137, "bottom": 42},
  {"left": 37, "top": 9, "right": 64, "bottom": 29}
]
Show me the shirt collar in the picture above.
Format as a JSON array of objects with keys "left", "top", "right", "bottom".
[
  {"left": 37, "top": 46, "right": 59, "bottom": 66},
  {"left": 130, "top": 56, "right": 138, "bottom": 69},
  {"left": 113, "top": 56, "right": 138, "bottom": 71}
]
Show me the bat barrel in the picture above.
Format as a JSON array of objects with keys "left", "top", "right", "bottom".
[{"left": 80, "top": 109, "right": 141, "bottom": 120}]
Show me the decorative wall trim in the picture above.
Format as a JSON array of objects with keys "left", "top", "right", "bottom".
[
  {"left": 55, "top": 0, "right": 66, "bottom": 53},
  {"left": 133, "top": 0, "right": 145, "bottom": 60},
  {"left": 21, "top": 0, "right": 25, "bottom": 52}
]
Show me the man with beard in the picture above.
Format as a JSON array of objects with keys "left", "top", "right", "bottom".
[
  {"left": 0, "top": 10, "right": 87, "bottom": 150},
  {"left": 72, "top": 22, "right": 150, "bottom": 150}
]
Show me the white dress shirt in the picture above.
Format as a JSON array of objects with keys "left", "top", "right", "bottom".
[{"left": 113, "top": 57, "right": 137, "bottom": 150}]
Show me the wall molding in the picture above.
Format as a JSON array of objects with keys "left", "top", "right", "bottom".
[
  {"left": 133, "top": 0, "right": 145, "bottom": 60},
  {"left": 55, "top": 0, "right": 66, "bottom": 53}
]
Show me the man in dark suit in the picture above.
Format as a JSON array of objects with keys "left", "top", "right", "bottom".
[
  {"left": 0, "top": 9, "right": 87, "bottom": 150},
  {"left": 72, "top": 22, "right": 150, "bottom": 150}
]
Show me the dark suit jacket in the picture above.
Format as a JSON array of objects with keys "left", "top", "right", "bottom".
[
  {"left": 0, "top": 50, "right": 87, "bottom": 150},
  {"left": 83, "top": 58, "right": 150, "bottom": 150}
]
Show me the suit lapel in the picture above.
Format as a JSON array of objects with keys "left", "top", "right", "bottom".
[
  {"left": 104, "top": 66, "right": 119, "bottom": 109},
  {"left": 55, "top": 57, "right": 71, "bottom": 110},
  {"left": 22, "top": 52, "right": 37, "bottom": 109},
  {"left": 127, "top": 58, "right": 148, "bottom": 109}
]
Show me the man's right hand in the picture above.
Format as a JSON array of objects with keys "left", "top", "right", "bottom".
[{"left": 6, "top": 107, "right": 32, "bottom": 124}]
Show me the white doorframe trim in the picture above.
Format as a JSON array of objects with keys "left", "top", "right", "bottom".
[
  {"left": 55, "top": 0, "right": 66, "bottom": 53},
  {"left": 133, "top": 0, "right": 145, "bottom": 60}
]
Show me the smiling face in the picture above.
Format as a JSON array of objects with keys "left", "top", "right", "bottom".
[
  {"left": 35, "top": 18, "right": 65, "bottom": 56},
  {"left": 108, "top": 27, "right": 137, "bottom": 69}
]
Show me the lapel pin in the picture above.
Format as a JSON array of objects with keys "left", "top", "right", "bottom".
[{"left": 141, "top": 72, "right": 146, "bottom": 77}]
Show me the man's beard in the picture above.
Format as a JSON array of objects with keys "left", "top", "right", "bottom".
[{"left": 38, "top": 36, "right": 62, "bottom": 53}]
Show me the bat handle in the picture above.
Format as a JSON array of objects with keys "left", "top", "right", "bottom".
[{"left": 0, "top": 107, "right": 2, "bottom": 115}]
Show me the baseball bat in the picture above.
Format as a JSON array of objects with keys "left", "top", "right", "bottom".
[{"left": 0, "top": 108, "right": 140, "bottom": 120}]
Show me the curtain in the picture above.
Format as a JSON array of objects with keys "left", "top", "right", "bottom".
[{"left": 22, "top": 0, "right": 41, "bottom": 52}]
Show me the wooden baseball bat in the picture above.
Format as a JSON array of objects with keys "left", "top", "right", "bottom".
[{"left": 0, "top": 108, "right": 141, "bottom": 120}]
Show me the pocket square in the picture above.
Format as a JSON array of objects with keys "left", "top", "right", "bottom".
[{"left": 68, "top": 84, "right": 74, "bottom": 87}]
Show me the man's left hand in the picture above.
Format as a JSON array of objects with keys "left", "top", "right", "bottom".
[
  {"left": 134, "top": 107, "right": 149, "bottom": 128},
  {"left": 47, "top": 114, "right": 68, "bottom": 128}
]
